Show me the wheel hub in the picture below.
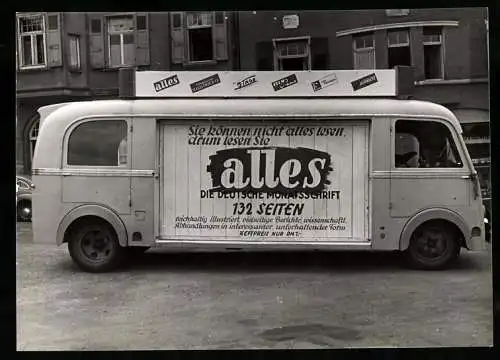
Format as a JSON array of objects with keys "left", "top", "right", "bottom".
[
  {"left": 81, "top": 231, "right": 112, "bottom": 261},
  {"left": 417, "top": 229, "right": 446, "bottom": 258}
]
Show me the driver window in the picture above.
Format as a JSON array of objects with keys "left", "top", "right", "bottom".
[{"left": 395, "top": 120, "right": 463, "bottom": 168}]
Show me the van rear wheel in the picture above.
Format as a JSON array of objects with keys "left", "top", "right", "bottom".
[
  {"left": 404, "top": 221, "right": 460, "bottom": 270},
  {"left": 68, "top": 221, "right": 125, "bottom": 273}
]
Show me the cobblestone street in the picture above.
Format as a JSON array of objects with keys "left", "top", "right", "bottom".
[{"left": 16, "top": 223, "right": 493, "bottom": 350}]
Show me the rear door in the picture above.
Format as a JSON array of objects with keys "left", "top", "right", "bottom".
[{"left": 159, "top": 119, "right": 370, "bottom": 244}]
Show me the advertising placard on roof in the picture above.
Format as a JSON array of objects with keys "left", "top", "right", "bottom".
[{"left": 133, "top": 69, "right": 404, "bottom": 98}]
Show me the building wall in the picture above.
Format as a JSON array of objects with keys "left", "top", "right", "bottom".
[
  {"left": 16, "top": 10, "right": 489, "bottom": 177},
  {"left": 16, "top": 12, "right": 93, "bottom": 174},
  {"left": 237, "top": 8, "right": 490, "bottom": 197},
  {"left": 16, "top": 11, "right": 237, "bottom": 174},
  {"left": 238, "top": 11, "right": 340, "bottom": 71},
  {"left": 413, "top": 82, "right": 488, "bottom": 109},
  {"left": 63, "top": 12, "right": 90, "bottom": 90},
  {"left": 237, "top": 8, "right": 488, "bottom": 79}
]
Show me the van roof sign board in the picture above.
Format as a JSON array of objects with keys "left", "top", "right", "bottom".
[{"left": 133, "top": 70, "right": 402, "bottom": 98}]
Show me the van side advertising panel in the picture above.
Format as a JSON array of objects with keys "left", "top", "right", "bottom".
[
  {"left": 160, "top": 121, "right": 369, "bottom": 242},
  {"left": 136, "top": 70, "right": 397, "bottom": 98}
]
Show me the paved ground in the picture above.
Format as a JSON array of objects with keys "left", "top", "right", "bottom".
[{"left": 16, "top": 222, "right": 493, "bottom": 350}]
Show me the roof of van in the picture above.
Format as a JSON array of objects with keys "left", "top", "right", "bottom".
[{"left": 39, "top": 98, "right": 460, "bottom": 126}]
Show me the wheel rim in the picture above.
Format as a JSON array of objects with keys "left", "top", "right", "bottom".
[
  {"left": 413, "top": 227, "right": 449, "bottom": 260},
  {"left": 79, "top": 229, "right": 114, "bottom": 263}
]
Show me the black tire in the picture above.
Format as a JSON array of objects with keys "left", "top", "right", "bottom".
[
  {"left": 17, "top": 200, "right": 32, "bottom": 222},
  {"left": 67, "top": 220, "right": 125, "bottom": 273},
  {"left": 404, "top": 221, "right": 461, "bottom": 270}
]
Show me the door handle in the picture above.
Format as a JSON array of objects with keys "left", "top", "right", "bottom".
[{"left": 462, "top": 172, "right": 480, "bottom": 199}]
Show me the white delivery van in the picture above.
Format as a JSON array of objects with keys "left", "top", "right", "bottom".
[{"left": 31, "top": 68, "right": 486, "bottom": 272}]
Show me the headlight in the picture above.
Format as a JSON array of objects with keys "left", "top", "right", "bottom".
[{"left": 484, "top": 218, "right": 489, "bottom": 224}]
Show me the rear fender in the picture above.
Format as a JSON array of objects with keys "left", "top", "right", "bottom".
[{"left": 56, "top": 204, "right": 128, "bottom": 247}]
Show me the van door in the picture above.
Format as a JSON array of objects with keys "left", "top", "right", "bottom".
[
  {"left": 62, "top": 118, "right": 132, "bottom": 215},
  {"left": 389, "top": 118, "right": 471, "bottom": 218},
  {"left": 128, "top": 117, "right": 156, "bottom": 245}
]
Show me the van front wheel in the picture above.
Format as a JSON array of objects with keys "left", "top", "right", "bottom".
[
  {"left": 404, "top": 221, "right": 460, "bottom": 270},
  {"left": 68, "top": 221, "right": 125, "bottom": 273}
]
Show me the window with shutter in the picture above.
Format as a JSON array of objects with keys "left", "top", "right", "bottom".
[
  {"left": 170, "top": 11, "right": 228, "bottom": 64},
  {"left": 186, "top": 11, "right": 214, "bottom": 62},
  {"left": 273, "top": 37, "right": 311, "bottom": 70},
  {"left": 107, "top": 15, "right": 135, "bottom": 68}
]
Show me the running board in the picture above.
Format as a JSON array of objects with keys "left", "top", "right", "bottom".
[{"left": 153, "top": 239, "right": 372, "bottom": 251}]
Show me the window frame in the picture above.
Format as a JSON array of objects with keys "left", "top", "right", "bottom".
[
  {"left": 387, "top": 29, "right": 410, "bottom": 47},
  {"left": 387, "top": 29, "right": 412, "bottom": 69},
  {"left": 63, "top": 118, "right": 131, "bottom": 169},
  {"left": 29, "top": 119, "right": 39, "bottom": 162},
  {"left": 172, "top": 13, "right": 182, "bottom": 29},
  {"left": 187, "top": 26, "right": 215, "bottom": 63},
  {"left": 352, "top": 32, "right": 376, "bottom": 69},
  {"left": 173, "top": 11, "right": 227, "bottom": 65},
  {"left": 106, "top": 15, "right": 135, "bottom": 68},
  {"left": 17, "top": 13, "right": 47, "bottom": 70},
  {"left": 391, "top": 117, "right": 468, "bottom": 171},
  {"left": 423, "top": 27, "right": 445, "bottom": 80},
  {"left": 185, "top": 11, "right": 218, "bottom": 64},
  {"left": 273, "top": 36, "right": 311, "bottom": 71},
  {"left": 68, "top": 33, "right": 81, "bottom": 71}
]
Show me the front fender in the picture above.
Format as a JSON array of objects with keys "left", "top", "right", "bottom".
[
  {"left": 399, "top": 208, "right": 469, "bottom": 251},
  {"left": 56, "top": 204, "right": 128, "bottom": 247}
]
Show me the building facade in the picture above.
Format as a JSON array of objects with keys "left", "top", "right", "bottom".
[
  {"left": 16, "top": 10, "right": 490, "bottom": 199},
  {"left": 16, "top": 11, "right": 235, "bottom": 174},
  {"left": 237, "top": 8, "right": 490, "bottom": 198}
]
